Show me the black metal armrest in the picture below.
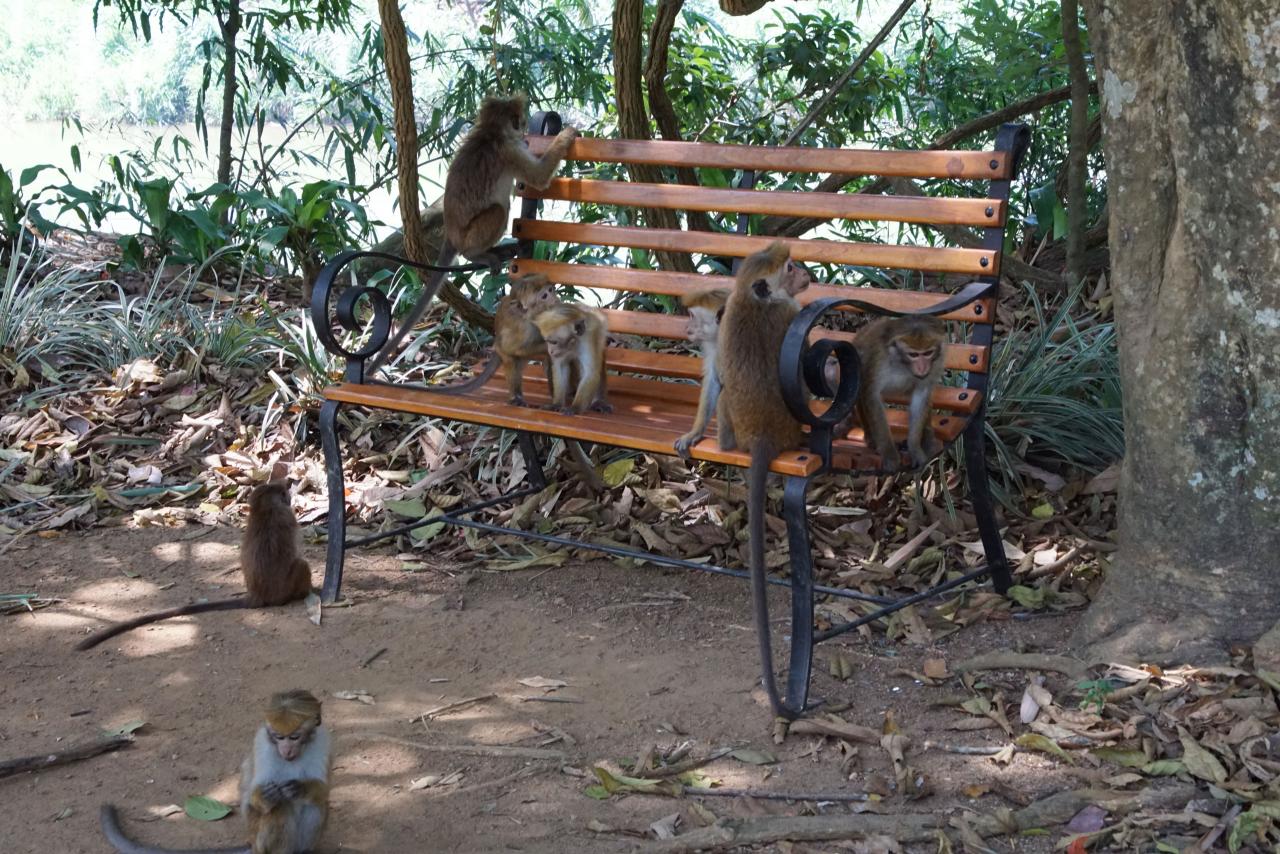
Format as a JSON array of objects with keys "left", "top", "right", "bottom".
[
  {"left": 830, "top": 280, "right": 996, "bottom": 320},
  {"left": 778, "top": 299, "right": 862, "bottom": 463},
  {"left": 309, "top": 247, "right": 519, "bottom": 383}
]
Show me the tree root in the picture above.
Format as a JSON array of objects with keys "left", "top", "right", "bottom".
[{"left": 953, "top": 651, "right": 1088, "bottom": 678}]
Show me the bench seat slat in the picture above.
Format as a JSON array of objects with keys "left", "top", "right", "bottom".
[
  {"left": 598, "top": 311, "right": 991, "bottom": 373},
  {"left": 512, "top": 220, "right": 998, "bottom": 276},
  {"left": 526, "top": 135, "right": 1012, "bottom": 180},
  {"left": 521, "top": 179, "right": 1006, "bottom": 228},
  {"left": 600, "top": 349, "right": 982, "bottom": 414},
  {"left": 323, "top": 374, "right": 964, "bottom": 474},
  {"left": 509, "top": 259, "right": 994, "bottom": 324}
]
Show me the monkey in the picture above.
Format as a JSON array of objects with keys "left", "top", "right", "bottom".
[
  {"left": 851, "top": 315, "right": 946, "bottom": 472},
  {"left": 75, "top": 481, "right": 311, "bottom": 651},
  {"left": 100, "top": 689, "right": 331, "bottom": 854},
  {"left": 366, "top": 93, "right": 578, "bottom": 374},
  {"left": 715, "top": 241, "right": 811, "bottom": 715},
  {"left": 531, "top": 303, "right": 612, "bottom": 415},
  {"left": 673, "top": 287, "right": 730, "bottom": 458},
  {"left": 493, "top": 273, "right": 558, "bottom": 405}
]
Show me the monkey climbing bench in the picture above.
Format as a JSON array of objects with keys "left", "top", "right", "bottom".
[{"left": 310, "top": 116, "right": 1031, "bottom": 718}]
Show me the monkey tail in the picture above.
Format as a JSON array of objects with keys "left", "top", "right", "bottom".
[
  {"left": 99, "top": 804, "right": 250, "bottom": 854},
  {"left": 75, "top": 599, "right": 247, "bottom": 652},
  {"left": 747, "top": 439, "right": 783, "bottom": 715},
  {"left": 365, "top": 242, "right": 458, "bottom": 375}
]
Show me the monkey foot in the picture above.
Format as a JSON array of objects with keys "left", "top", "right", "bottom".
[
  {"left": 590, "top": 402, "right": 613, "bottom": 414},
  {"left": 508, "top": 395, "right": 527, "bottom": 407}
]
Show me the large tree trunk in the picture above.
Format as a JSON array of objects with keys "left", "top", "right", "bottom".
[{"left": 1075, "top": 1, "right": 1280, "bottom": 663}]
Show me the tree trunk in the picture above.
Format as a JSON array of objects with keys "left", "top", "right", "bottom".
[
  {"left": 613, "top": 0, "right": 694, "bottom": 273},
  {"left": 1074, "top": 0, "right": 1280, "bottom": 663},
  {"left": 377, "top": 0, "right": 492, "bottom": 330},
  {"left": 1061, "top": 0, "right": 1090, "bottom": 285},
  {"left": 216, "top": 0, "right": 241, "bottom": 189},
  {"left": 643, "top": 0, "right": 712, "bottom": 232},
  {"left": 718, "top": 0, "right": 772, "bottom": 14}
]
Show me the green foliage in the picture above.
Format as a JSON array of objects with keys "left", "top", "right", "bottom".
[
  {"left": 980, "top": 284, "right": 1123, "bottom": 503},
  {"left": 243, "top": 179, "right": 373, "bottom": 280}
]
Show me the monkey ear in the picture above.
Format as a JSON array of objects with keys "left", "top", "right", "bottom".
[
  {"left": 574, "top": 320, "right": 585, "bottom": 335},
  {"left": 751, "top": 279, "right": 769, "bottom": 299},
  {"left": 715, "top": 307, "right": 726, "bottom": 323}
]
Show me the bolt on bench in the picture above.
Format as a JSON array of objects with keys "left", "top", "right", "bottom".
[{"left": 310, "top": 114, "right": 1031, "bottom": 718}]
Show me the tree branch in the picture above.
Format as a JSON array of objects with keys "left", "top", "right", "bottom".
[{"left": 1062, "top": 0, "right": 1091, "bottom": 285}]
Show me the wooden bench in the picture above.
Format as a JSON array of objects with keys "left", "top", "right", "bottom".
[{"left": 310, "top": 114, "right": 1031, "bottom": 718}]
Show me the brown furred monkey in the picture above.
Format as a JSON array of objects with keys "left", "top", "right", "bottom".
[
  {"left": 75, "top": 481, "right": 311, "bottom": 651},
  {"left": 366, "top": 94, "right": 578, "bottom": 374},
  {"left": 99, "top": 690, "right": 331, "bottom": 854},
  {"left": 531, "top": 303, "right": 612, "bottom": 415},
  {"left": 716, "top": 241, "right": 811, "bottom": 715},
  {"left": 674, "top": 287, "right": 730, "bottom": 458},
  {"left": 854, "top": 315, "right": 947, "bottom": 472}
]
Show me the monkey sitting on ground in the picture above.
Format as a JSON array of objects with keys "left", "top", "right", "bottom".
[
  {"left": 367, "top": 94, "right": 578, "bottom": 373},
  {"left": 100, "top": 689, "right": 331, "bottom": 854},
  {"left": 76, "top": 481, "right": 311, "bottom": 651},
  {"left": 531, "top": 303, "right": 612, "bottom": 415},
  {"left": 716, "top": 241, "right": 811, "bottom": 715},
  {"left": 853, "top": 315, "right": 947, "bottom": 472},
  {"left": 673, "top": 287, "right": 730, "bottom": 458}
]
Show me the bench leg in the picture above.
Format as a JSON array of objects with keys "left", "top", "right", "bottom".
[
  {"left": 319, "top": 399, "right": 347, "bottom": 604},
  {"left": 516, "top": 431, "right": 547, "bottom": 489},
  {"left": 779, "top": 474, "right": 816, "bottom": 719},
  {"left": 963, "top": 416, "right": 1013, "bottom": 594}
]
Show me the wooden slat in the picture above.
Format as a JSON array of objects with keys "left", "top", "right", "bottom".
[
  {"left": 526, "top": 135, "right": 1012, "bottom": 180},
  {"left": 323, "top": 379, "right": 821, "bottom": 476},
  {"left": 601, "top": 348, "right": 982, "bottom": 415},
  {"left": 522, "top": 179, "right": 1005, "bottom": 228},
  {"left": 510, "top": 259, "right": 995, "bottom": 324},
  {"left": 513, "top": 220, "right": 998, "bottom": 276},
  {"left": 599, "top": 310, "right": 990, "bottom": 373}
]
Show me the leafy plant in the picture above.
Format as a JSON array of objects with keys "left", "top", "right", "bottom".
[
  {"left": 245, "top": 180, "right": 373, "bottom": 285},
  {"left": 980, "top": 283, "right": 1123, "bottom": 503}
]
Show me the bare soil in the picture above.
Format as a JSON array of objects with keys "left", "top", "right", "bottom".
[{"left": 1, "top": 524, "right": 1082, "bottom": 853}]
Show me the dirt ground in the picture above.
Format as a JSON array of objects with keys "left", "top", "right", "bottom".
[{"left": 1, "top": 524, "right": 1084, "bottom": 853}]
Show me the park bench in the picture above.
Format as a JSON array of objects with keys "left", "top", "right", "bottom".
[{"left": 310, "top": 114, "right": 1031, "bottom": 718}]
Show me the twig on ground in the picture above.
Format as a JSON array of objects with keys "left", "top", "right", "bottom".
[
  {"left": 360, "top": 647, "right": 388, "bottom": 668},
  {"left": 417, "top": 694, "right": 496, "bottom": 722},
  {"left": 953, "top": 652, "right": 1088, "bottom": 678},
  {"left": 922, "top": 740, "right": 1005, "bottom": 755},
  {"left": 648, "top": 813, "right": 940, "bottom": 853},
  {"left": 685, "top": 786, "right": 870, "bottom": 802},
  {"left": 0, "top": 734, "right": 133, "bottom": 780},
  {"left": 348, "top": 733, "right": 565, "bottom": 761},
  {"left": 634, "top": 748, "right": 734, "bottom": 779},
  {"left": 517, "top": 695, "right": 583, "bottom": 704}
]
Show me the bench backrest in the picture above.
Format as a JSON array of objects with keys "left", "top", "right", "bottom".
[{"left": 509, "top": 115, "right": 1029, "bottom": 447}]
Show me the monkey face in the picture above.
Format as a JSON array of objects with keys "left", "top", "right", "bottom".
[
  {"left": 685, "top": 307, "right": 718, "bottom": 342},
  {"left": 519, "top": 285, "right": 556, "bottom": 313},
  {"left": 268, "top": 726, "right": 312, "bottom": 761},
  {"left": 893, "top": 336, "right": 941, "bottom": 378},
  {"left": 543, "top": 321, "right": 584, "bottom": 360},
  {"left": 781, "top": 259, "right": 811, "bottom": 296}
]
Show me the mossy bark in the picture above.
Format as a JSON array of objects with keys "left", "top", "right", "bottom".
[{"left": 1075, "top": 1, "right": 1280, "bottom": 663}]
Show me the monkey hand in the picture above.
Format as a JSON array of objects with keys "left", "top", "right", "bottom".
[
  {"left": 557, "top": 126, "right": 579, "bottom": 142},
  {"left": 258, "top": 782, "right": 287, "bottom": 808},
  {"left": 674, "top": 432, "right": 700, "bottom": 458},
  {"left": 278, "top": 780, "right": 303, "bottom": 800}
]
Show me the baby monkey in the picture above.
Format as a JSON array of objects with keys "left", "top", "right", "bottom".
[
  {"left": 531, "top": 303, "right": 612, "bottom": 415},
  {"left": 76, "top": 480, "right": 311, "bottom": 650},
  {"left": 854, "top": 315, "right": 946, "bottom": 472},
  {"left": 100, "top": 689, "right": 331, "bottom": 854},
  {"left": 673, "top": 287, "right": 730, "bottom": 458}
]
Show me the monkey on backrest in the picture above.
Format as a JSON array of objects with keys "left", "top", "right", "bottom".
[
  {"left": 76, "top": 481, "right": 311, "bottom": 651},
  {"left": 716, "top": 241, "right": 811, "bottom": 715},
  {"left": 100, "top": 689, "right": 331, "bottom": 854},
  {"left": 853, "top": 315, "right": 946, "bottom": 472},
  {"left": 367, "top": 94, "right": 578, "bottom": 374}
]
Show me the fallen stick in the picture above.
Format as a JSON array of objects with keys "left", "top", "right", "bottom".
[
  {"left": 787, "top": 718, "right": 883, "bottom": 745},
  {"left": 648, "top": 813, "right": 941, "bottom": 853},
  {"left": 953, "top": 652, "right": 1088, "bottom": 678},
  {"left": 348, "top": 733, "right": 565, "bottom": 761},
  {"left": 360, "top": 647, "right": 388, "bottom": 668},
  {"left": 634, "top": 748, "right": 734, "bottom": 780},
  {"left": 684, "top": 786, "right": 869, "bottom": 803},
  {"left": 922, "top": 740, "right": 1005, "bottom": 755},
  {"left": 517, "top": 695, "right": 583, "bottom": 704},
  {"left": 0, "top": 734, "right": 132, "bottom": 780},
  {"left": 417, "top": 694, "right": 495, "bottom": 721},
  {"left": 432, "top": 762, "right": 554, "bottom": 798}
]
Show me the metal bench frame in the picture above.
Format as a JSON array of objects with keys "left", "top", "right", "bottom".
[{"left": 309, "top": 116, "right": 1031, "bottom": 718}]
